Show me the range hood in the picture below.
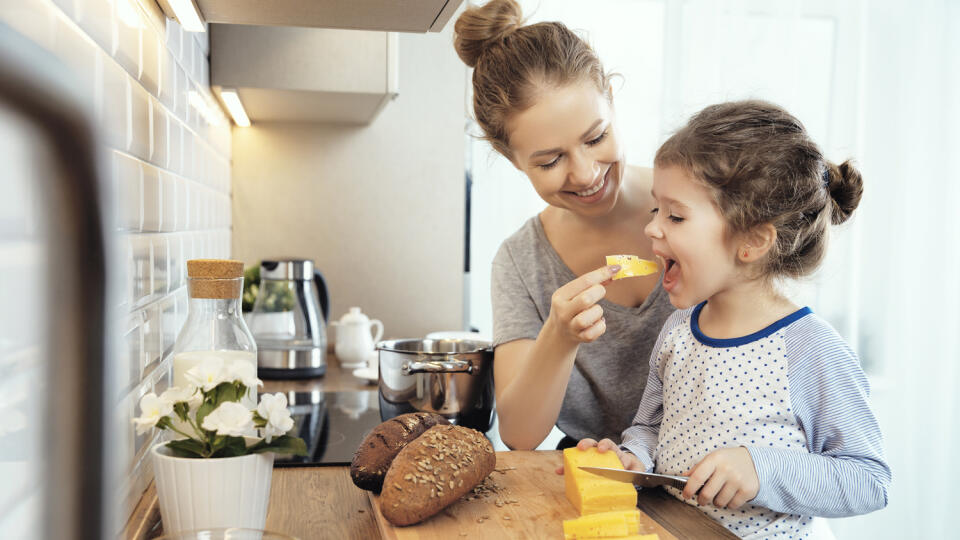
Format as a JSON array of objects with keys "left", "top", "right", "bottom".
[
  {"left": 196, "top": 0, "right": 462, "bottom": 33},
  {"left": 180, "top": 0, "right": 466, "bottom": 125},
  {"left": 211, "top": 25, "right": 399, "bottom": 125}
]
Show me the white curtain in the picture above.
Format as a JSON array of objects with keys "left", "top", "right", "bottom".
[{"left": 469, "top": 0, "right": 959, "bottom": 537}]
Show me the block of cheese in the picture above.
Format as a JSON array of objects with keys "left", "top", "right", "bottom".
[
  {"left": 605, "top": 255, "right": 658, "bottom": 280},
  {"left": 563, "top": 509, "right": 640, "bottom": 539},
  {"left": 564, "top": 447, "right": 638, "bottom": 515}
]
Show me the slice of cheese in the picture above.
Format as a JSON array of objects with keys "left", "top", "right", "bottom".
[
  {"left": 564, "top": 447, "right": 638, "bottom": 516},
  {"left": 605, "top": 255, "right": 658, "bottom": 280},
  {"left": 562, "top": 509, "right": 640, "bottom": 539}
]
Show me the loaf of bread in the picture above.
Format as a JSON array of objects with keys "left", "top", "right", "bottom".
[
  {"left": 379, "top": 423, "right": 496, "bottom": 526},
  {"left": 351, "top": 412, "right": 449, "bottom": 494}
]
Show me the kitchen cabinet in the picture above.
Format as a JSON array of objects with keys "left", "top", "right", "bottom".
[
  {"left": 211, "top": 25, "right": 398, "bottom": 124},
  {"left": 197, "top": 0, "right": 464, "bottom": 33}
]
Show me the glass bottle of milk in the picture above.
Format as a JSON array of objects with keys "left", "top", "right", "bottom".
[{"left": 172, "top": 259, "right": 258, "bottom": 409}]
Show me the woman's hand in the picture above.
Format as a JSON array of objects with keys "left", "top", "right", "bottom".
[
  {"left": 681, "top": 447, "right": 760, "bottom": 509},
  {"left": 547, "top": 265, "right": 620, "bottom": 344},
  {"left": 555, "top": 437, "right": 645, "bottom": 474}
]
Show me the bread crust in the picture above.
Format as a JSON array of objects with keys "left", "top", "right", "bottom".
[
  {"left": 379, "top": 424, "right": 496, "bottom": 526},
  {"left": 350, "top": 412, "right": 449, "bottom": 494}
]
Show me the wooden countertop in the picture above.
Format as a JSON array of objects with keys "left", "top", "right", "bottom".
[
  {"left": 265, "top": 454, "right": 734, "bottom": 540},
  {"left": 122, "top": 357, "right": 735, "bottom": 539}
]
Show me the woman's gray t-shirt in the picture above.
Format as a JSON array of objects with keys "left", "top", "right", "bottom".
[{"left": 491, "top": 217, "right": 676, "bottom": 444}]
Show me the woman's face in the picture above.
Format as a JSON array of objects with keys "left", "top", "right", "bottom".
[{"left": 506, "top": 81, "right": 623, "bottom": 217}]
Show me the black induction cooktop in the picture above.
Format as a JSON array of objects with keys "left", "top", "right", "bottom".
[{"left": 265, "top": 390, "right": 383, "bottom": 467}]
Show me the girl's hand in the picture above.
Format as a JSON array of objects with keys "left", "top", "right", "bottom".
[
  {"left": 555, "top": 437, "right": 644, "bottom": 474},
  {"left": 681, "top": 447, "right": 760, "bottom": 509},
  {"left": 547, "top": 265, "right": 620, "bottom": 344}
]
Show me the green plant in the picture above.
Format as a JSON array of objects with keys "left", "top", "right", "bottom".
[
  {"left": 133, "top": 358, "right": 307, "bottom": 459},
  {"left": 242, "top": 265, "right": 296, "bottom": 313},
  {"left": 242, "top": 265, "right": 260, "bottom": 312}
]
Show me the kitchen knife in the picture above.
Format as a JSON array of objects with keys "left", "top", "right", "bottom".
[{"left": 579, "top": 466, "right": 688, "bottom": 490}]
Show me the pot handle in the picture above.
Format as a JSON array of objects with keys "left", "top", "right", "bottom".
[{"left": 402, "top": 358, "right": 474, "bottom": 375}]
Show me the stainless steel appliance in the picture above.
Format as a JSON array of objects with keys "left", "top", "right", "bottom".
[
  {"left": 376, "top": 338, "right": 494, "bottom": 432},
  {"left": 248, "top": 259, "right": 329, "bottom": 379}
]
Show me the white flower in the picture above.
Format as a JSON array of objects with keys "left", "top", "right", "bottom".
[
  {"left": 160, "top": 386, "right": 203, "bottom": 439},
  {"left": 225, "top": 360, "right": 262, "bottom": 390},
  {"left": 201, "top": 402, "right": 253, "bottom": 437},
  {"left": 185, "top": 357, "right": 227, "bottom": 391},
  {"left": 160, "top": 385, "right": 201, "bottom": 408},
  {"left": 257, "top": 392, "right": 294, "bottom": 443},
  {"left": 133, "top": 393, "right": 173, "bottom": 435}
]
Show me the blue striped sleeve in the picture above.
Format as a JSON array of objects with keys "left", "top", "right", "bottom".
[
  {"left": 747, "top": 315, "right": 891, "bottom": 517},
  {"left": 620, "top": 308, "right": 686, "bottom": 472}
]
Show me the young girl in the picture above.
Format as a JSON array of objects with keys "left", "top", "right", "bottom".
[{"left": 579, "top": 100, "right": 890, "bottom": 538}]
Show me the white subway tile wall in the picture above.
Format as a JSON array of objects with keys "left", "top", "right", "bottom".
[{"left": 0, "top": 0, "right": 233, "bottom": 531}]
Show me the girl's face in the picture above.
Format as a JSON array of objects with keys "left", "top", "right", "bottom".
[
  {"left": 644, "top": 165, "right": 741, "bottom": 309},
  {"left": 506, "top": 81, "right": 623, "bottom": 217}
]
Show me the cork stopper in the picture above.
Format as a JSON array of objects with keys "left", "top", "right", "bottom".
[
  {"left": 187, "top": 259, "right": 244, "bottom": 279},
  {"left": 186, "top": 259, "right": 244, "bottom": 299}
]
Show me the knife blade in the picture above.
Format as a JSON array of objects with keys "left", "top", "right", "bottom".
[{"left": 578, "top": 466, "right": 688, "bottom": 490}]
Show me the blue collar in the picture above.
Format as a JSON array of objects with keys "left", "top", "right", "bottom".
[{"left": 690, "top": 301, "right": 812, "bottom": 348}]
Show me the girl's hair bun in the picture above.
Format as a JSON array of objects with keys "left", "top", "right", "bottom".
[
  {"left": 453, "top": 0, "right": 524, "bottom": 68},
  {"left": 826, "top": 160, "right": 864, "bottom": 225}
]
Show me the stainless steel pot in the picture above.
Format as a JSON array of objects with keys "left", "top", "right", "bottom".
[{"left": 377, "top": 338, "right": 494, "bottom": 432}]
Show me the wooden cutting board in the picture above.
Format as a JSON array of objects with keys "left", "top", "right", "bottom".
[{"left": 367, "top": 450, "right": 677, "bottom": 540}]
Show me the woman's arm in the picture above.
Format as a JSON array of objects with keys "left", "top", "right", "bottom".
[
  {"left": 493, "top": 334, "right": 575, "bottom": 449},
  {"left": 494, "top": 264, "right": 620, "bottom": 450}
]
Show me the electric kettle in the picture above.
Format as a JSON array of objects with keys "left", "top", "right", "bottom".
[{"left": 247, "top": 259, "right": 330, "bottom": 378}]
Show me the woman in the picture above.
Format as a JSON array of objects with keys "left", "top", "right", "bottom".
[{"left": 454, "top": 0, "right": 675, "bottom": 450}]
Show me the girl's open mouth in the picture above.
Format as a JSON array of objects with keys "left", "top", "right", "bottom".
[{"left": 662, "top": 258, "right": 680, "bottom": 291}]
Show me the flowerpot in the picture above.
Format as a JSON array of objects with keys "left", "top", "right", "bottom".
[{"left": 152, "top": 442, "right": 275, "bottom": 534}]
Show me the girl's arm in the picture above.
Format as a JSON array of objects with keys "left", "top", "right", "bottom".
[
  {"left": 747, "top": 319, "right": 891, "bottom": 517},
  {"left": 619, "top": 312, "right": 683, "bottom": 470},
  {"left": 619, "top": 366, "right": 663, "bottom": 471}
]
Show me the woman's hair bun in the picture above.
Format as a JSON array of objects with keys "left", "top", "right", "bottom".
[
  {"left": 826, "top": 159, "right": 864, "bottom": 225},
  {"left": 453, "top": 0, "right": 524, "bottom": 68}
]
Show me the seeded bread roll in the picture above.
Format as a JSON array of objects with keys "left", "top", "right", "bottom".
[
  {"left": 351, "top": 412, "right": 449, "bottom": 494},
  {"left": 379, "top": 424, "right": 496, "bottom": 526}
]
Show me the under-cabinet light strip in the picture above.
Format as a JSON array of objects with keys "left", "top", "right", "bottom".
[
  {"left": 219, "top": 90, "right": 251, "bottom": 127},
  {"left": 167, "top": 0, "right": 205, "bottom": 33}
]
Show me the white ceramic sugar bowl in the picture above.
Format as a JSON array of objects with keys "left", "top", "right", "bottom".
[{"left": 331, "top": 307, "right": 384, "bottom": 368}]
